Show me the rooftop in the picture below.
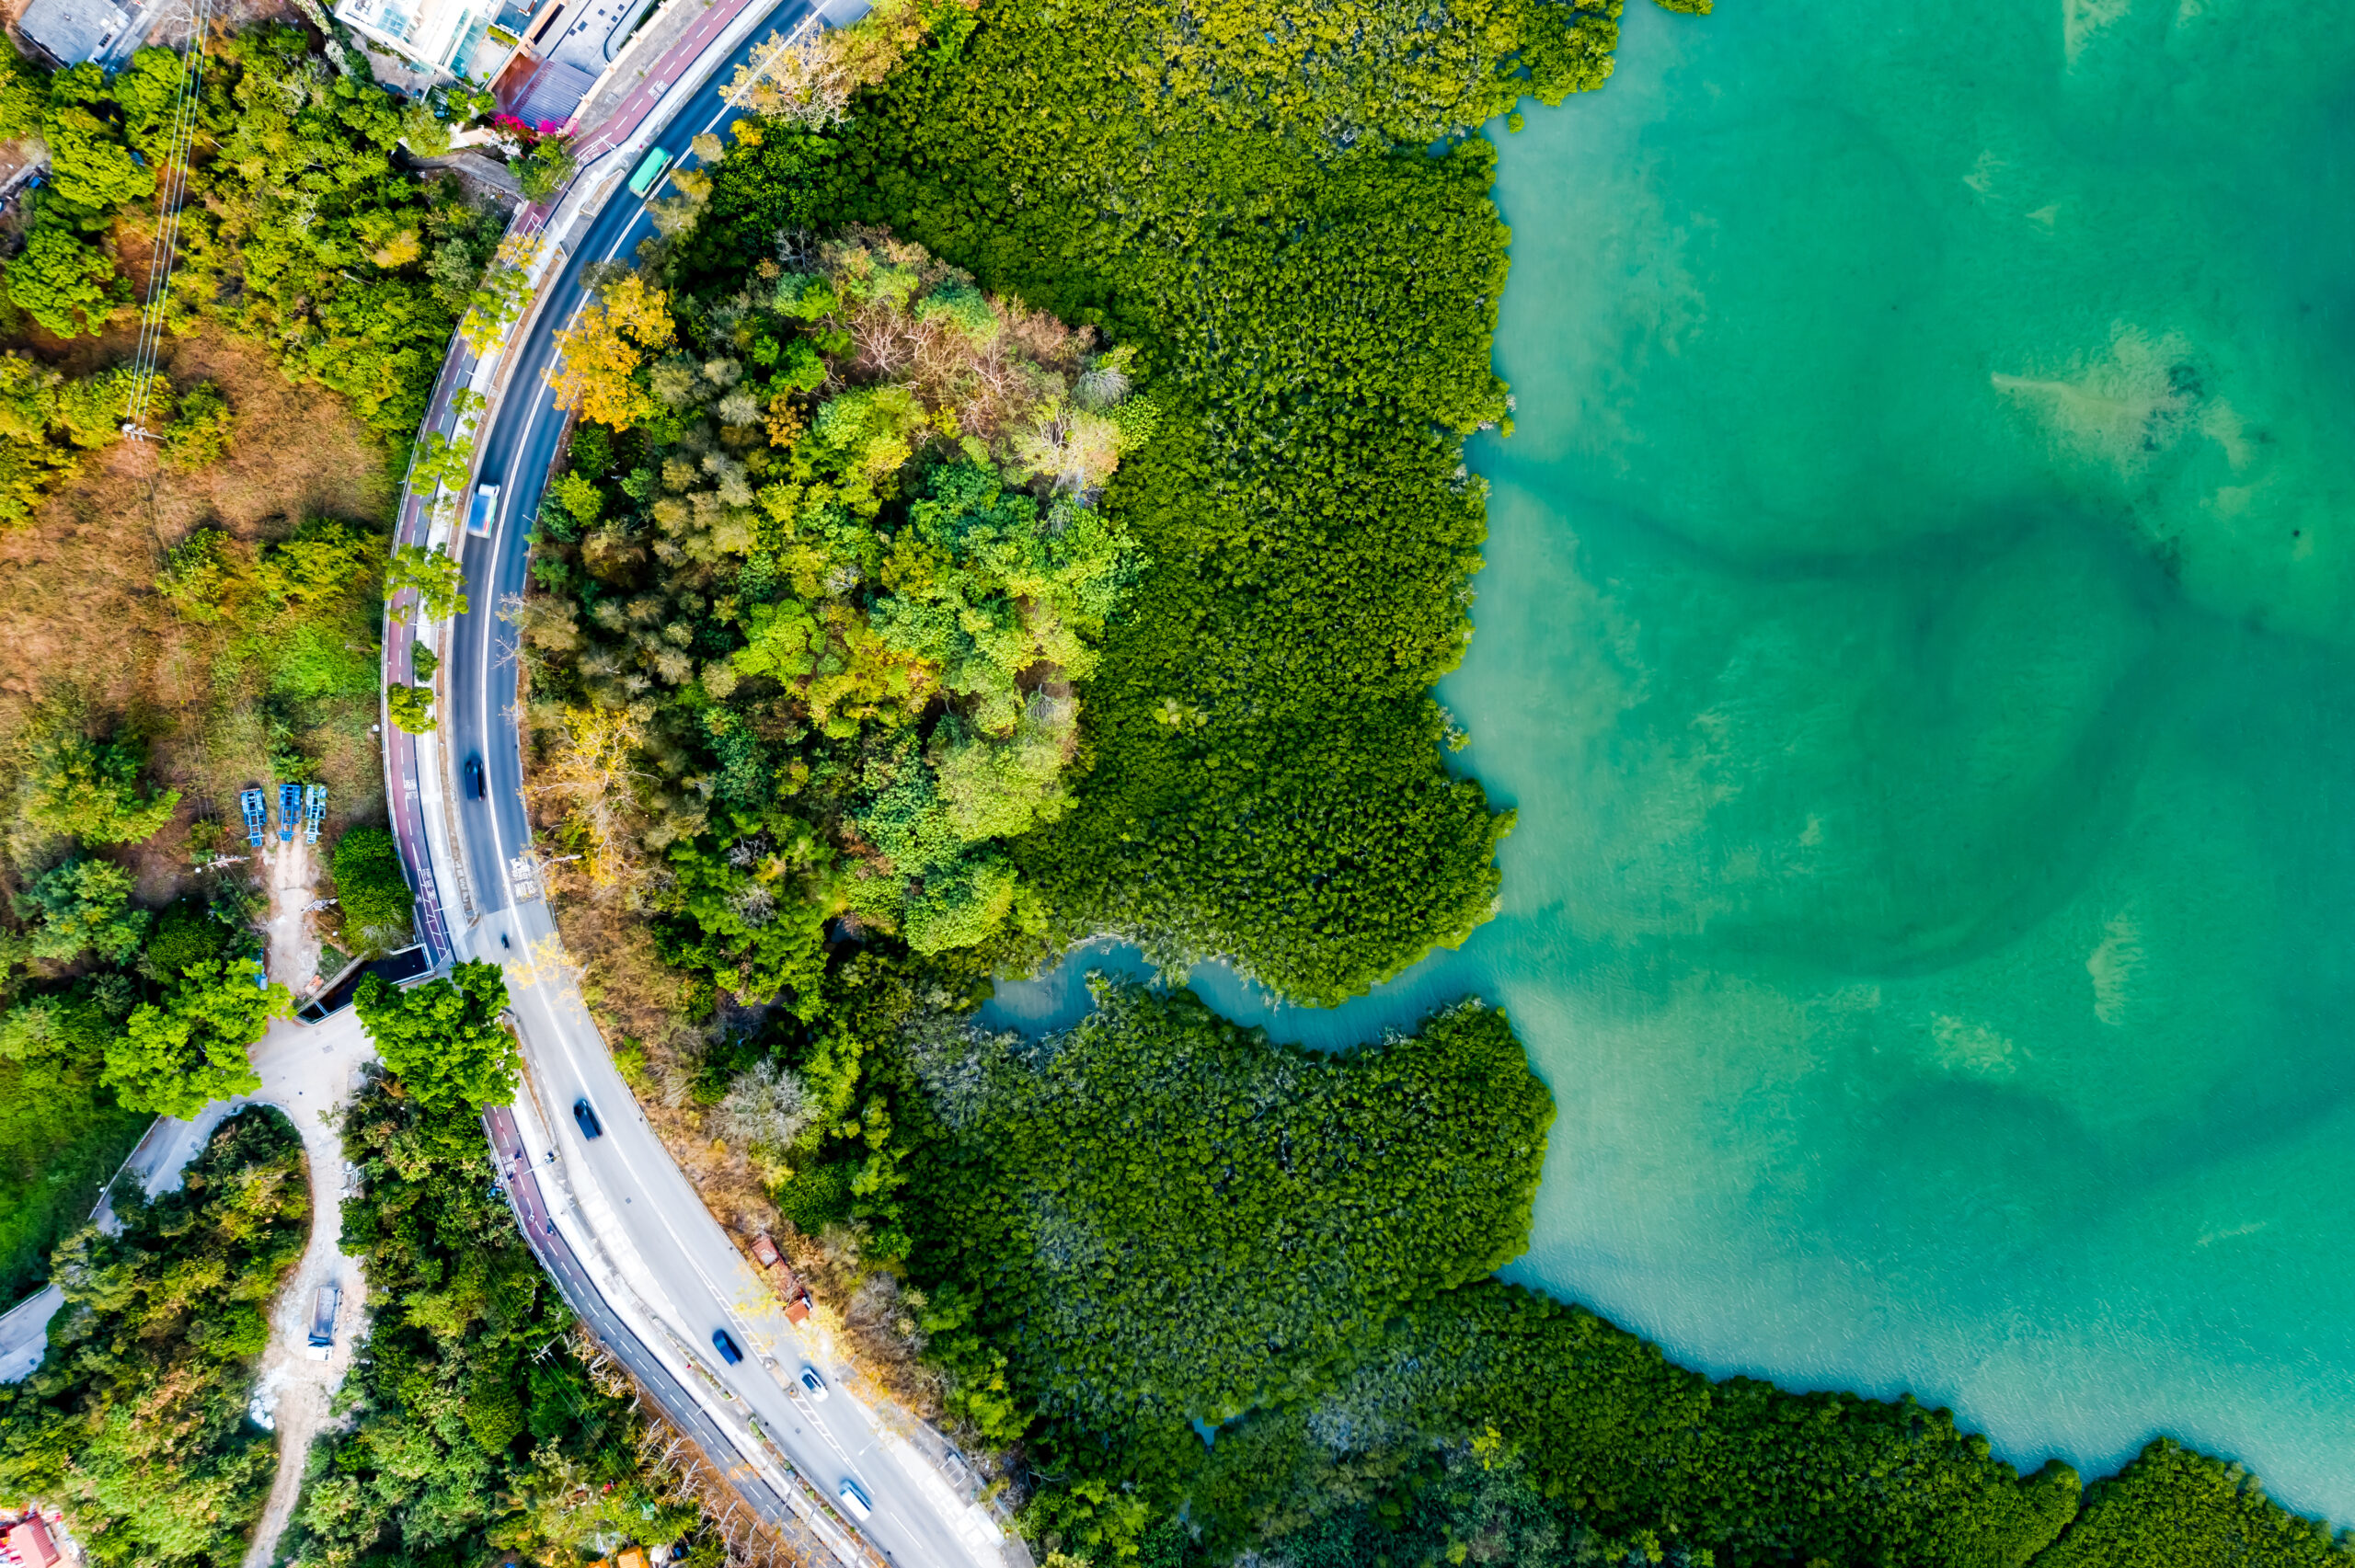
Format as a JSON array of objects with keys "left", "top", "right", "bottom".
[{"left": 17, "top": 0, "right": 128, "bottom": 65}]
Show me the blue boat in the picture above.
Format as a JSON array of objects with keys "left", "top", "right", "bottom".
[
  {"left": 239, "top": 787, "right": 267, "bottom": 848},
  {"left": 278, "top": 783, "right": 301, "bottom": 842}
]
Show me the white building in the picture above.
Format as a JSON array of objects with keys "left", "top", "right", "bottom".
[{"left": 331, "top": 0, "right": 512, "bottom": 82}]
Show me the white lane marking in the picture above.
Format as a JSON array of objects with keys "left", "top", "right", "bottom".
[
  {"left": 513, "top": 949, "right": 956, "bottom": 1568},
  {"left": 477, "top": 193, "right": 661, "bottom": 898}
]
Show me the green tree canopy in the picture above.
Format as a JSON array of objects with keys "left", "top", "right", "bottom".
[
  {"left": 103, "top": 954, "right": 288, "bottom": 1117},
  {"left": 901, "top": 985, "right": 1553, "bottom": 1436},
  {"left": 106, "top": 47, "right": 187, "bottom": 161},
  {"left": 0, "top": 1107, "right": 307, "bottom": 1565},
  {"left": 6, "top": 224, "right": 119, "bottom": 338},
  {"left": 385, "top": 683, "right": 435, "bottom": 734},
  {"left": 282, "top": 1081, "right": 716, "bottom": 1566},
  {"left": 136, "top": 898, "right": 234, "bottom": 982},
  {"left": 20, "top": 729, "right": 179, "bottom": 845},
  {"left": 385, "top": 543, "right": 469, "bottom": 620},
  {"left": 2032, "top": 1438, "right": 2351, "bottom": 1568},
  {"left": 158, "top": 381, "right": 232, "bottom": 469},
  {"left": 0, "top": 45, "right": 47, "bottom": 146},
  {"left": 14, "top": 856, "right": 147, "bottom": 964},
  {"left": 353, "top": 958, "right": 516, "bottom": 1112}
]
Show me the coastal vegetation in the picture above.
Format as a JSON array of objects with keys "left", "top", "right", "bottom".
[
  {"left": 839, "top": 984, "right": 2344, "bottom": 1568},
  {"left": 508, "top": 4, "right": 2355, "bottom": 1565},
  {"left": 867, "top": 987, "right": 2081, "bottom": 1566},
  {"left": 2035, "top": 1439, "right": 2353, "bottom": 1568},
  {"left": 0, "top": 1107, "right": 307, "bottom": 1567},
  {"left": 691, "top": 15, "right": 1545, "bottom": 1002},
  {"left": 897, "top": 985, "right": 1550, "bottom": 1436}
]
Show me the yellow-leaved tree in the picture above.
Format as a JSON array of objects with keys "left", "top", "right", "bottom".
[{"left": 547, "top": 277, "right": 674, "bottom": 428}]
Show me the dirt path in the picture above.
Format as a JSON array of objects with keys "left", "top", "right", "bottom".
[
  {"left": 264, "top": 833, "right": 323, "bottom": 1001},
  {"left": 239, "top": 1009, "right": 375, "bottom": 1568}
]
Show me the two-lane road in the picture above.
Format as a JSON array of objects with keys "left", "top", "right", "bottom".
[
  {"left": 446, "top": 0, "right": 830, "bottom": 913},
  {"left": 417, "top": 8, "right": 1010, "bottom": 1567},
  {"left": 484, "top": 898, "right": 1004, "bottom": 1568}
]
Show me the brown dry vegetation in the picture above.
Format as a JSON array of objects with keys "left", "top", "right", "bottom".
[
  {"left": 540, "top": 855, "right": 951, "bottom": 1428},
  {"left": 0, "top": 327, "right": 395, "bottom": 904}
]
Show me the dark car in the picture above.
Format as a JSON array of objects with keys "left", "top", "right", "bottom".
[
  {"left": 465, "top": 755, "right": 486, "bottom": 798},
  {"left": 572, "top": 1098, "right": 603, "bottom": 1139},
  {"left": 712, "top": 1329, "right": 743, "bottom": 1366}
]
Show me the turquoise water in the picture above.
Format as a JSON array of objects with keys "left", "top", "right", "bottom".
[{"left": 987, "top": 0, "right": 2355, "bottom": 1521}]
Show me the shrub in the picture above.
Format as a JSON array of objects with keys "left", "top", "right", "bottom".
[
  {"left": 158, "top": 381, "right": 232, "bottom": 469},
  {"left": 329, "top": 825, "right": 415, "bottom": 954},
  {"left": 18, "top": 728, "right": 179, "bottom": 845}
]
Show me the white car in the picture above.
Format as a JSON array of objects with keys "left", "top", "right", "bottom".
[
  {"left": 798, "top": 1366, "right": 829, "bottom": 1401},
  {"left": 837, "top": 1479, "right": 871, "bottom": 1519},
  {"left": 467, "top": 483, "right": 500, "bottom": 538}
]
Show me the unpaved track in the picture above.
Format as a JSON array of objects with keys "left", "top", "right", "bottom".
[
  {"left": 243, "top": 829, "right": 369, "bottom": 1568},
  {"left": 238, "top": 1007, "right": 375, "bottom": 1568},
  {"left": 266, "top": 831, "right": 321, "bottom": 1002}
]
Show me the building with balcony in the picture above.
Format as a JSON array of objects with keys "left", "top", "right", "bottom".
[{"left": 331, "top": 0, "right": 518, "bottom": 82}]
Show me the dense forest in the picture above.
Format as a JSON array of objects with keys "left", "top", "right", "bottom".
[
  {"left": 870, "top": 988, "right": 2085, "bottom": 1567},
  {"left": 0, "top": 883, "right": 293, "bottom": 1292},
  {"left": 685, "top": 0, "right": 1549, "bottom": 1003},
  {"left": 519, "top": 222, "right": 1151, "bottom": 983},
  {"left": 0, "top": 5, "right": 2339, "bottom": 1568},
  {"left": 0, "top": 1107, "right": 307, "bottom": 1567},
  {"left": 0, "top": 29, "right": 505, "bottom": 437},
  {"left": 847, "top": 985, "right": 2348, "bottom": 1568}
]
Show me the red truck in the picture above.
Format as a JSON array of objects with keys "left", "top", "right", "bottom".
[{"left": 750, "top": 1233, "right": 814, "bottom": 1322}]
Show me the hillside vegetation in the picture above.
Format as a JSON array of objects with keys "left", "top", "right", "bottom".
[
  {"left": 285, "top": 1074, "right": 735, "bottom": 1568},
  {"left": 691, "top": 0, "right": 1588, "bottom": 1001},
  {"left": 607, "top": 3, "right": 2355, "bottom": 1564},
  {"left": 521, "top": 226, "right": 1151, "bottom": 987},
  {"left": 0, "top": 1107, "right": 307, "bottom": 1568},
  {"left": 0, "top": 21, "right": 499, "bottom": 1307}
]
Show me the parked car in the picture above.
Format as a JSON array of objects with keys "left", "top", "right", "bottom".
[
  {"left": 572, "top": 1098, "right": 603, "bottom": 1139},
  {"left": 465, "top": 754, "right": 486, "bottom": 798},
  {"left": 798, "top": 1366, "right": 829, "bottom": 1402},
  {"left": 711, "top": 1329, "right": 743, "bottom": 1366},
  {"left": 836, "top": 1479, "right": 871, "bottom": 1519}
]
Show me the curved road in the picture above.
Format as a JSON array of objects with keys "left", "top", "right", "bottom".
[{"left": 396, "top": 12, "right": 1012, "bottom": 1568}]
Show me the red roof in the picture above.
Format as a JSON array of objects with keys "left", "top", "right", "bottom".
[{"left": 10, "top": 1518, "right": 59, "bottom": 1568}]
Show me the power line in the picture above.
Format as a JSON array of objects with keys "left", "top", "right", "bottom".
[{"left": 121, "top": 0, "right": 214, "bottom": 439}]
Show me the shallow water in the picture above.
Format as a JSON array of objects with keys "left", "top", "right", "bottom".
[{"left": 985, "top": 0, "right": 2355, "bottom": 1520}]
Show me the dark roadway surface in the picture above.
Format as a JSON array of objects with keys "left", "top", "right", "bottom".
[
  {"left": 413, "top": 6, "right": 840, "bottom": 1551},
  {"left": 485, "top": 1105, "right": 802, "bottom": 1533},
  {"left": 434, "top": 0, "right": 817, "bottom": 932}
]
